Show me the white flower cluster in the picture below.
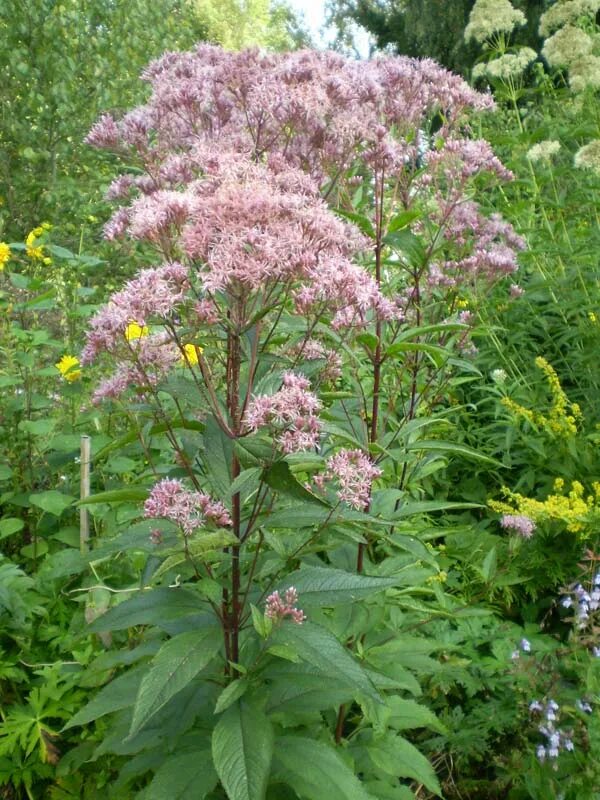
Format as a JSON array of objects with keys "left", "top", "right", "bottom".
[
  {"left": 473, "top": 48, "right": 537, "bottom": 81},
  {"left": 574, "top": 139, "right": 600, "bottom": 175},
  {"left": 526, "top": 139, "right": 561, "bottom": 163},
  {"left": 465, "top": 0, "right": 526, "bottom": 43},
  {"left": 539, "top": 0, "right": 600, "bottom": 37},
  {"left": 540, "top": 1, "right": 600, "bottom": 92}
]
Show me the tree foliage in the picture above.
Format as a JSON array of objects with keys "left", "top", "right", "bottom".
[{"left": 327, "top": 0, "right": 547, "bottom": 74}]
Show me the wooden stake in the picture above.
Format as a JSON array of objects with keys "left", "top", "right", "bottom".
[{"left": 80, "top": 435, "right": 91, "bottom": 554}]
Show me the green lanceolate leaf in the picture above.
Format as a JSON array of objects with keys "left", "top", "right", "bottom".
[
  {"left": 212, "top": 701, "right": 274, "bottom": 800},
  {"left": 130, "top": 626, "right": 222, "bottom": 736},
  {"left": 145, "top": 750, "right": 218, "bottom": 800},
  {"left": 261, "top": 461, "right": 328, "bottom": 505},
  {"left": 87, "top": 587, "right": 206, "bottom": 632},
  {"left": 270, "top": 622, "right": 379, "bottom": 701},
  {"left": 277, "top": 566, "right": 397, "bottom": 607},
  {"left": 384, "top": 697, "right": 447, "bottom": 734},
  {"left": 367, "top": 733, "right": 442, "bottom": 797},
  {"left": 151, "top": 530, "right": 238, "bottom": 582},
  {"left": 78, "top": 487, "right": 149, "bottom": 505},
  {"left": 404, "top": 440, "right": 501, "bottom": 466},
  {"left": 203, "top": 415, "right": 233, "bottom": 497},
  {"left": 275, "top": 736, "right": 373, "bottom": 800},
  {"left": 64, "top": 667, "right": 145, "bottom": 730},
  {"left": 215, "top": 679, "right": 249, "bottom": 714}
]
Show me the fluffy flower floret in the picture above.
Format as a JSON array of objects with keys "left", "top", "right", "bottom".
[
  {"left": 244, "top": 372, "right": 322, "bottom": 453},
  {"left": 294, "top": 256, "right": 398, "bottom": 329},
  {"left": 265, "top": 587, "right": 306, "bottom": 624},
  {"left": 318, "top": 448, "right": 382, "bottom": 510},
  {"left": 182, "top": 160, "right": 366, "bottom": 295},
  {"left": 144, "top": 478, "right": 232, "bottom": 536}
]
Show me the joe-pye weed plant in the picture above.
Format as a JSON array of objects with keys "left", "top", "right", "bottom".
[{"left": 65, "top": 46, "right": 524, "bottom": 798}]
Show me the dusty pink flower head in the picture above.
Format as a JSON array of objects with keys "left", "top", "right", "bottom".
[
  {"left": 321, "top": 448, "right": 382, "bottom": 510},
  {"left": 81, "top": 263, "right": 189, "bottom": 364},
  {"left": 245, "top": 372, "right": 322, "bottom": 453},
  {"left": 265, "top": 587, "right": 306, "bottom": 624},
  {"left": 144, "top": 478, "right": 232, "bottom": 536},
  {"left": 500, "top": 514, "right": 536, "bottom": 538}
]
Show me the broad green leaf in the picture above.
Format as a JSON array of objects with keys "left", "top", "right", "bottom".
[
  {"left": 270, "top": 622, "right": 379, "bottom": 701},
  {"left": 405, "top": 440, "right": 501, "bottom": 466},
  {"left": 481, "top": 546, "right": 498, "bottom": 582},
  {"left": 390, "top": 500, "right": 483, "bottom": 519},
  {"left": 79, "top": 487, "right": 149, "bottom": 505},
  {"left": 367, "top": 734, "right": 442, "bottom": 797},
  {"left": 87, "top": 587, "right": 206, "bottom": 632},
  {"left": 385, "top": 697, "right": 446, "bottom": 734},
  {"left": 265, "top": 663, "right": 353, "bottom": 712},
  {"left": 215, "top": 679, "right": 249, "bottom": 714},
  {"left": 18, "top": 419, "right": 56, "bottom": 437},
  {"left": 364, "top": 781, "right": 415, "bottom": 799},
  {"left": 0, "top": 518, "right": 24, "bottom": 539},
  {"left": 29, "top": 490, "right": 75, "bottom": 516},
  {"left": 151, "top": 530, "right": 238, "bottom": 582},
  {"left": 262, "top": 462, "right": 327, "bottom": 505},
  {"left": 212, "top": 702, "right": 274, "bottom": 800},
  {"left": 278, "top": 566, "right": 397, "bottom": 607},
  {"left": 64, "top": 668, "right": 145, "bottom": 729},
  {"left": 130, "top": 626, "right": 222, "bottom": 736},
  {"left": 203, "top": 416, "right": 232, "bottom": 497},
  {"left": 228, "top": 467, "right": 262, "bottom": 499},
  {"left": 394, "top": 322, "right": 467, "bottom": 344},
  {"left": 145, "top": 751, "right": 217, "bottom": 800},
  {"left": 275, "top": 736, "right": 372, "bottom": 800}
]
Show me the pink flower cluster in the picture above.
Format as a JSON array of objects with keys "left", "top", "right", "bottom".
[
  {"left": 318, "top": 448, "right": 382, "bottom": 510},
  {"left": 294, "top": 339, "right": 342, "bottom": 382},
  {"left": 500, "top": 514, "right": 536, "bottom": 538},
  {"left": 265, "top": 587, "right": 306, "bottom": 625},
  {"left": 144, "top": 478, "right": 232, "bottom": 536},
  {"left": 81, "top": 262, "right": 189, "bottom": 364},
  {"left": 91, "top": 334, "right": 180, "bottom": 404},
  {"left": 245, "top": 372, "right": 322, "bottom": 453}
]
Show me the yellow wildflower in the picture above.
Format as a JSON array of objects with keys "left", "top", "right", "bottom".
[
  {"left": 489, "top": 479, "right": 600, "bottom": 536},
  {"left": 25, "top": 226, "right": 46, "bottom": 260},
  {"left": 589, "top": 311, "right": 598, "bottom": 324},
  {"left": 55, "top": 355, "right": 81, "bottom": 382},
  {"left": 0, "top": 242, "right": 10, "bottom": 270},
  {"left": 181, "top": 343, "right": 203, "bottom": 366},
  {"left": 124, "top": 322, "right": 149, "bottom": 341},
  {"left": 502, "top": 357, "right": 580, "bottom": 437}
]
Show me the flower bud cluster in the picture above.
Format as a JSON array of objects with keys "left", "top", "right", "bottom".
[{"left": 265, "top": 587, "right": 306, "bottom": 625}]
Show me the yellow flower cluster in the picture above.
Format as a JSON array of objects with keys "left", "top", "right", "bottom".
[
  {"left": 26, "top": 223, "right": 52, "bottom": 263},
  {"left": 0, "top": 242, "right": 10, "bottom": 270},
  {"left": 124, "top": 322, "right": 149, "bottom": 341},
  {"left": 181, "top": 343, "right": 202, "bottom": 366},
  {"left": 489, "top": 479, "right": 600, "bottom": 534},
  {"left": 501, "top": 357, "right": 581, "bottom": 437},
  {"left": 55, "top": 355, "right": 81, "bottom": 382}
]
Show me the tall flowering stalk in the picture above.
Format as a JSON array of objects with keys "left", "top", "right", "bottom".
[{"left": 78, "top": 45, "right": 522, "bottom": 795}]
